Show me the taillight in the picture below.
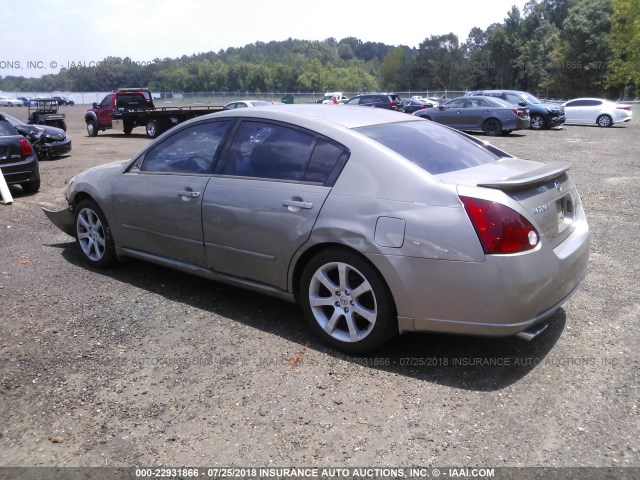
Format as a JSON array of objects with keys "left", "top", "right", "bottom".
[
  {"left": 511, "top": 108, "right": 518, "bottom": 115},
  {"left": 460, "top": 196, "right": 539, "bottom": 254},
  {"left": 419, "top": 105, "right": 426, "bottom": 110},
  {"left": 390, "top": 102, "right": 397, "bottom": 109},
  {"left": 19, "top": 138, "right": 34, "bottom": 157},
  {"left": 616, "top": 106, "right": 631, "bottom": 111}
]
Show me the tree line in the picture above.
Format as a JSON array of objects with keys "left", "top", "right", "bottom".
[{"left": 1, "top": 0, "right": 637, "bottom": 99}]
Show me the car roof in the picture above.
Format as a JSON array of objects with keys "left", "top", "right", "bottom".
[
  {"left": 566, "top": 97, "right": 607, "bottom": 101},
  {"left": 206, "top": 103, "right": 417, "bottom": 129}
]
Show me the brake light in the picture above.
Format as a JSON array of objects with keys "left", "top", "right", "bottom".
[
  {"left": 390, "top": 102, "right": 397, "bottom": 109},
  {"left": 616, "top": 106, "right": 631, "bottom": 111},
  {"left": 19, "top": 138, "right": 34, "bottom": 157},
  {"left": 460, "top": 196, "right": 539, "bottom": 254}
]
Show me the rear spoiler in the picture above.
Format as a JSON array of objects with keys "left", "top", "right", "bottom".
[{"left": 478, "top": 160, "right": 572, "bottom": 191}]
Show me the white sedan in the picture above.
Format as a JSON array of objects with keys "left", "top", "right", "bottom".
[
  {"left": 224, "top": 100, "right": 273, "bottom": 109},
  {"left": 0, "top": 96, "right": 23, "bottom": 107},
  {"left": 562, "top": 98, "right": 633, "bottom": 127}
]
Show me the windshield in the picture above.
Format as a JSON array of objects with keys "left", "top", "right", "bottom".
[
  {"left": 520, "top": 92, "right": 542, "bottom": 104},
  {"left": 356, "top": 120, "right": 499, "bottom": 174}
]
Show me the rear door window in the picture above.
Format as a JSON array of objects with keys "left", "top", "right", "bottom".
[{"left": 222, "top": 121, "right": 347, "bottom": 185}]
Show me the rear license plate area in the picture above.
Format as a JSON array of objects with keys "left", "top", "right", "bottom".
[{"left": 556, "top": 195, "right": 574, "bottom": 233}]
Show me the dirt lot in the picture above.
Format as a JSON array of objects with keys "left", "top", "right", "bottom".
[{"left": 0, "top": 105, "right": 638, "bottom": 472}]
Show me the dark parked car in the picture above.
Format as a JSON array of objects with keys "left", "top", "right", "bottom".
[
  {"left": 344, "top": 93, "right": 404, "bottom": 112},
  {"left": 401, "top": 98, "right": 433, "bottom": 114},
  {"left": 0, "top": 113, "right": 40, "bottom": 193},
  {"left": 413, "top": 96, "right": 530, "bottom": 135},
  {"left": 2, "top": 112, "right": 71, "bottom": 160},
  {"left": 43, "top": 105, "right": 589, "bottom": 353},
  {"left": 466, "top": 90, "right": 565, "bottom": 130},
  {"left": 53, "top": 96, "right": 75, "bottom": 106},
  {"left": 17, "top": 97, "right": 31, "bottom": 106}
]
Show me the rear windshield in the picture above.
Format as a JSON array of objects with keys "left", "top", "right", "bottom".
[{"left": 355, "top": 120, "right": 499, "bottom": 174}]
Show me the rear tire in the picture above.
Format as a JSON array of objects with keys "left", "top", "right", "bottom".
[
  {"left": 146, "top": 119, "right": 159, "bottom": 138},
  {"left": 300, "top": 249, "right": 397, "bottom": 354},
  {"left": 21, "top": 162, "right": 41, "bottom": 194},
  {"left": 483, "top": 118, "right": 502, "bottom": 136},
  {"left": 596, "top": 114, "right": 612, "bottom": 127},
  {"left": 74, "top": 199, "right": 117, "bottom": 268}
]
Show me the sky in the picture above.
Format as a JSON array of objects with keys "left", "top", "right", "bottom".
[{"left": 2, "top": 0, "right": 531, "bottom": 79}]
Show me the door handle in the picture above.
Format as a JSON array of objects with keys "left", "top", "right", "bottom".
[
  {"left": 282, "top": 199, "right": 313, "bottom": 210},
  {"left": 178, "top": 191, "right": 200, "bottom": 198}
]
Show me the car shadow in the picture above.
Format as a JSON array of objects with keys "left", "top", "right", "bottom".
[
  {"left": 55, "top": 242, "right": 565, "bottom": 391},
  {"left": 6, "top": 184, "right": 37, "bottom": 197},
  {"left": 93, "top": 133, "right": 150, "bottom": 139},
  {"left": 45, "top": 153, "right": 72, "bottom": 161}
]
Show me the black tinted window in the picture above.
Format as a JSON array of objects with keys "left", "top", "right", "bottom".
[
  {"left": 223, "top": 121, "right": 315, "bottom": 181},
  {"left": 0, "top": 119, "right": 18, "bottom": 136},
  {"left": 305, "top": 140, "right": 347, "bottom": 184},
  {"left": 566, "top": 99, "right": 602, "bottom": 107},
  {"left": 141, "top": 120, "right": 232, "bottom": 174},
  {"left": 356, "top": 120, "right": 499, "bottom": 174}
]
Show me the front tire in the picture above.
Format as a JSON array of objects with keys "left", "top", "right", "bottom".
[
  {"left": 74, "top": 200, "right": 117, "bottom": 268},
  {"left": 300, "top": 249, "right": 397, "bottom": 354},
  {"left": 483, "top": 118, "right": 502, "bottom": 136},
  {"left": 597, "top": 114, "right": 612, "bottom": 127},
  {"left": 86, "top": 120, "right": 98, "bottom": 137},
  {"left": 530, "top": 113, "right": 546, "bottom": 130}
]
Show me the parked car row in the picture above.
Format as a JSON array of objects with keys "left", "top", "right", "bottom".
[
  {"left": 0, "top": 106, "right": 73, "bottom": 194},
  {"left": 412, "top": 96, "right": 530, "bottom": 136},
  {"left": 406, "top": 90, "right": 633, "bottom": 134},
  {"left": 0, "top": 113, "right": 41, "bottom": 193},
  {"left": 0, "top": 96, "right": 24, "bottom": 107}
]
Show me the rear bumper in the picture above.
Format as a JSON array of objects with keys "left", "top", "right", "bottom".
[
  {"left": 372, "top": 211, "right": 590, "bottom": 338},
  {"left": 42, "top": 206, "right": 75, "bottom": 238},
  {"left": 0, "top": 156, "right": 38, "bottom": 185},
  {"left": 516, "top": 118, "right": 531, "bottom": 130}
]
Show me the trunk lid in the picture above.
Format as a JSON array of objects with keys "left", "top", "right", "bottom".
[
  {"left": 438, "top": 158, "right": 578, "bottom": 248},
  {"left": 0, "top": 136, "right": 24, "bottom": 165}
]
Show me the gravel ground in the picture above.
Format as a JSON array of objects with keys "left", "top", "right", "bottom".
[{"left": 0, "top": 105, "right": 638, "bottom": 472}]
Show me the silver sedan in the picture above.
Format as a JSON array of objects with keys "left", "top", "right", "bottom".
[{"left": 44, "top": 105, "right": 590, "bottom": 353}]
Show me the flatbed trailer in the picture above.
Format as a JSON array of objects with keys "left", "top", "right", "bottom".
[{"left": 85, "top": 89, "right": 226, "bottom": 138}]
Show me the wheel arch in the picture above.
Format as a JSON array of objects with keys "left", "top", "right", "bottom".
[{"left": 84, "top": 111, "right": 98, "bottom": 124}]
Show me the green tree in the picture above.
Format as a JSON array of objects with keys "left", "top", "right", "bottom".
[
  {"left": 381, "top": 48, "right": 409, "bottom": 90},
  {"left": 552, "top": 0, "right": 613, "bottom": 96},
  {"left": 606, "top": 0, "right": 640, "bottom": 96}
]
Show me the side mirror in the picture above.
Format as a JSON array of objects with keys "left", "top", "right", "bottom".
[
  {"left": 438, "top": 105, "right": 446, "bottom": 110},
  {"left": 518, "top": 101, "right": 527, "bottom": 107},
  {"left": 92, "top": 102, "right": 98, "bottom": 109}
]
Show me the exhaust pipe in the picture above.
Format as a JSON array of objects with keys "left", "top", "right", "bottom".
[{"left": 515, "top": 323, "right": 549, "bottom": 341}]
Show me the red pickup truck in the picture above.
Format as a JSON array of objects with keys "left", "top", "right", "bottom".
[{"left": 85, "top": 88, "right": 225, "bottom": 138}]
